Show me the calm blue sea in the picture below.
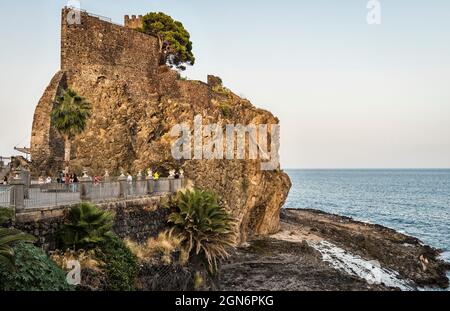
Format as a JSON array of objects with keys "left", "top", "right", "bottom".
[{"left": 284, "top": 169, "right": 450, "bottom": 266}]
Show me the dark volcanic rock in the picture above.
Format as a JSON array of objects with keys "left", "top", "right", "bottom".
[
  {"left": 219, "top": 209, "right": 449, "bottom": 291},
  {"left": 280, "top": 209, "right": 450, "bottom": 289},
  {"left": 219, "top": 238, "right": 392, "bottom": 291}
]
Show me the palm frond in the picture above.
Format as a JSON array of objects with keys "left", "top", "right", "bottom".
[
  {"left": 62, "top": 203, "right": 114, "bottom": 250},
  {"left": 0, "top": 228, "right": 35, "bottom": 270},
  {"left": 51, "top": 88, "right": 92, "bottom": 138},
  {"left": 168, "top": 189, "right": 237, "bottom": 274}
]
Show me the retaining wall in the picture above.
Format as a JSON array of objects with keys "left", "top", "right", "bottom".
[{"left": 14, "top": 195, "right": 172, "bottom": 251}]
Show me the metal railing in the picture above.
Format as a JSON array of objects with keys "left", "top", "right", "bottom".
[
  {"left": 11, "top": 177, "right": 184, "bottom": 210},
  {"left": 154, "top": 179, "right": 170, "bottom": 193},
  {"left": 66, "top": 6, "right": 112, "bottom": 22},
  {"left": 25, "top": 184, "right": 81, "bottom": 209},
  {"left": 65, "top": 6, "right": 123, "bottom": 26},
  {"left": 124, "top": 180, "right": 148, "bottom": 198},
  {"left": 90, "top": 181, "right": 121, "bottom": 202},
  {"left": 0, "top": 186, "right": 14, "bottom": 208}
]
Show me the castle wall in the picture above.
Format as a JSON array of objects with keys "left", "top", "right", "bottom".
[
  {"left": 61, "top": 8, "right": 159, "bottom": 75},
  {"left": 124, "top": 15, "right": 143, "bottom": 30},
  {"left": 31, "top": 9, "right": 164, "bottom": 175}
]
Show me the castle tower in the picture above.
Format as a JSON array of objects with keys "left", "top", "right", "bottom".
[{"left": 124, "top": 15, "right": 143, "bottom": 29}]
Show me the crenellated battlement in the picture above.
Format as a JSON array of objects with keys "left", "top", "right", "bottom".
[{"left": 124, "top": 14, "right": 143, "bottom": 29}]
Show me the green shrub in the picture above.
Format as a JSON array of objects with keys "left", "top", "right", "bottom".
[
  {"left": 219, "top": 102, "right": 232, "bottom": 118},
  {"left": 62, "top": 203, "right": 114, "bottom": 250},
  {"left": 0, "top": 242, "right": 73, "bottom": 291},
  {"left": 0, "top": 207, "right": 14, "bottom": 225},
  {"left": 0, "top": 228, "right": 35, "bottom": 270},
  {"left": 212, "top": 85, "right": 231, "bottom": 96},
  {"left": 168, "top": 189, "right": 237, "bottom": 274},
  {"left": 60, "top": 203, "right": 138, "bottom": 290},
  {"left": 96, "top": 235, "right": 138, "bottom": 291}
]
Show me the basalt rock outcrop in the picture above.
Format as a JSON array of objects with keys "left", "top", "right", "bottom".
[
  {"left": 220, "top": 209, "right": 450, "bottom": 290},
  {"left": 30, "top": 9, "right": 291, "bottom": 242}
]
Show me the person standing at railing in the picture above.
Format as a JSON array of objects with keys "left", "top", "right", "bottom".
[
  {"left": 72, "top": 174, "right": 79, "bottom": 193},
  {"left": 38, "top": 176, "right": 45, "bottom": 192},
  {"left": 46, "top": 176, "right": 52, "bottom": 184},
  {"left": 69, "top": 174, "right": 73, "bottom": 192},
  {"left": 57, "top": 171, "right": 65, "bottom": 184},
  {"left": 152, "top": 172, "right": 159, "bottom": 192},
  {"left": 2, "top": 176, "right": 7, "bottom": 185},
  {"left": 64, "top": 173, "right": 70, "bottom": 191},
  {"left": 127, "top": 172, "right": 133, "bottom": 195},
  {"left": 153, "top": 171, "right": 159, "bottom": 180}
]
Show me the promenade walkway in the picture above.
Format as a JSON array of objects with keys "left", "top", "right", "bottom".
[{"left": 1, "top": 177, "right": 183, "bottom": 211}]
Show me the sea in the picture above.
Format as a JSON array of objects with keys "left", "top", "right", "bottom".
[{"left": 284, "top": 169, "right": 450, "bottom": 287}]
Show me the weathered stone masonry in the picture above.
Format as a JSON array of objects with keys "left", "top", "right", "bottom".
[
  {"left": 61, "top": 9, "right": 159, "bottom": 76},
  {"left": 124, "top": 15, "right": 143, "bottom": 30},
  {"left": 14, "top": 196, "right": 171, "bottom": 251},
  {"left": 30, "top": 71, "right": 67, "bottom": 175}
]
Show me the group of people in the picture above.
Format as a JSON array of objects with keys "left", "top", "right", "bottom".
[
  {"left": 4, "top": 169, "right": 177, "bottom": 190},
  {"left": 38, "top": 172, "right": 80, "bottom": 192},
  {"left": 38, "top": 173, "right": 79, "bottom": 184},
  {"left": 124, "top": 171, "right": 162, "bottom": 183}
]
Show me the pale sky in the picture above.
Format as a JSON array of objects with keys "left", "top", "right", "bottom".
[{"left": 0, "top": 0, "right": 449, "bottom": 168}]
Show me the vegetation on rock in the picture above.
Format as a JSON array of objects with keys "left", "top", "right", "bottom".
[
  {"left": 125, "top": 230, "right": 187, "bottom": 265},
  {"left": 218, "top": 101, "right": 232, "bottom": 118},
  {"left": 95, "top": 235, "right": 139, "bottom": 291},
  {"left": 61, "top": 203, "right": 114, "bottom": 250},
  {"left": 140, "top": 12, "right": 195, "bottom": 70},
  {"left": 212, "top": 84, "right": 232, "bottom": 96},
  {"left": 50, "top": 248, "right": 107, "bottom": 291},
  {"left": 168, "top": 189, "right": 237, "bottom": 274},
  {"left": 126, "top": 231, "right": 210, "bottom": 291},
  {"left": 51, "top": 89, "right": 91, "bottom": 172}
]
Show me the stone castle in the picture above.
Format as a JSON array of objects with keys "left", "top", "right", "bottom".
[
  {"left": 124, "top": 15, "right": 143, "bottom": 29},
  {"left": 30, "top": 8, "right": 291, "bottom": 242}
]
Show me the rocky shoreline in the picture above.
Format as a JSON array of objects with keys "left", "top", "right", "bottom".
[{"left": 219, "top": 208, "right": 450, "bottom": 291}]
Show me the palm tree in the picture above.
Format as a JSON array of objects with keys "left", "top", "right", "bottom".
[
  {"left": 0, "top": 228, "right": 35, "bottom": 270},
  {"left": 62, "top": 203, "right": 114, "bottom": 250},
  {"left": 51, "top": 89, "right": 91, "bottom": 173},
  {"left": 168, "top": 189, "right": 237, "bottom": 274}
]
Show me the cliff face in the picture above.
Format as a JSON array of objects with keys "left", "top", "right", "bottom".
[{"left": 30, "top": 9, "right": 291, "bottom": 242}]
